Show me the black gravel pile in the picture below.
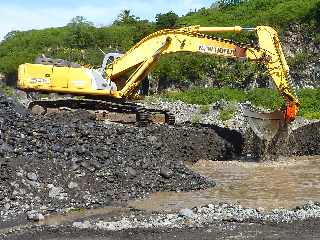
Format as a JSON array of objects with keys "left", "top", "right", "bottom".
[
  {"left": 287, "top": 122, "right": 320, "bottom": 156},
  {"left": 242, "top": 122, "right": 320, "bottom": 160},
  {"left": 0, "top": 93, "right": 234, "bottom": 219}
]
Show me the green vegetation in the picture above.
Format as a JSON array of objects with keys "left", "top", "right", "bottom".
[
  {"left": 0, "top": 14, "right": 156, "bottom": 74},
  {"left": 0, "top": 82, "right": 15, "bottom": 96},
  {"left": 0, "top": 0, "right": 319, "bottom": 119},
  {"left": 155, "top": 11, "right": 179, "bottom": 29},
  {"left": 191, "top": 113, "right": 202, "bottom": 124},
  {"left": 298, "top": 88, "right": 320, "bottom": 119},
  {"left": 218, "top": 102, "right": 237, "bottom": 122},
  {"left": 180, "top": 0, "right": 319, "bottom": 30},
  {"left": 163, "top": 87, "right": 247, "bottom": 105},
  {"left": 0, "top": 0, "right": 319, "bottom": 87},
  {"left": 199, "top": 104, "right": 210, "bottom": 114},
  {"left": 162, "top": 88, "right": 320, "bottom": 119}
]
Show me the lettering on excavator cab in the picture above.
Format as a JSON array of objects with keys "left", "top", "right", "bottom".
[
  {"left": 199, "top": 45, "right": 235, "bottom": 56},
  {"left": 72, "top": 80, "right": 85, "bottom": 87},
  {"left": 29, "top": 78, "right": 50, "bottom": 84}
]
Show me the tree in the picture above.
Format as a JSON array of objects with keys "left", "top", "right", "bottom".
[
  {"left": 67, "top": 16, "right": 93, "bottom": 27},
  {"left": 216, "top": 0, "right": 245, "bottom": 8},
  {"left": 305, "top": 2, "right": 320, "bottom": 27},
  {"left": 65, "top": 16, "right": 95, "bottom": 49},
  {"left": 113, "top": 10, "right": 139, "bottom": 25},
  {"left": 3, "top": 31, "right": 21, "bottom": 41},
  {"left": 155, "top": 11, "right": 179, "bottom": 29}
]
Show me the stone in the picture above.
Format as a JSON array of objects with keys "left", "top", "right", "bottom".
[
  {"left": 178, "top": 208, "right": 193, "bottom": 218},
  {"left": 91, "top": 161, "right": 102, "bottom": 170},
  {"left": 128, "top": 167, "right": 137, "bottom": 177},
  {"left": 68, "top": 182, "right": 79, "bottom": 189},
  {"left": 26, "top": 172, "right": 38, "bottom": 182},
  {"left": 4, "top": 203, "right": 10, "bottom": 210},
  {"left": 147, "top": 136, "right": 157, "bottom": 143},
  {"left": 81, "top": 161, "right": 95, "bottom": 172},
  {"left": 27, "top": 211, "right": 45, "bottom": 221},
  {"left": 160, "top": 167, "right": 173, "bottom": 179},
  {"left": 70, "top": 162, "right": 80, "bottom": 171},
  {"left": 49, "top": 186, "right": 63, "bottom": 198},
  {"left": 73, "top": 220, "right": 91, "bottom": 229},
  {"left": 31, "top": 105, "right": 46, "bottom": 115}
]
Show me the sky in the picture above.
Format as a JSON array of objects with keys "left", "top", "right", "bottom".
[{"left": 0, "top": 0, "right": 212, "bottom": 41}]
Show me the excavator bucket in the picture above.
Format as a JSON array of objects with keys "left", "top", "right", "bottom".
[{"left": 243, "top": 108, "right": 284, "bottom": 141}]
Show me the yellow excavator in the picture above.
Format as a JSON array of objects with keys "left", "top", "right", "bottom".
[{"left": 17, "top": 25, "right": 300, "bottom": 139}]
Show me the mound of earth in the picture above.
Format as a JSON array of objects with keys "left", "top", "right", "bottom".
[
  {"left": 242, "top": 120, "right": 320, "bottom": 159},
  {"left": 0, "top": 92, "right": 237, "bottom": 220},
  {"left": 1, "top": 90, "right": 318, "bottom": 221}
]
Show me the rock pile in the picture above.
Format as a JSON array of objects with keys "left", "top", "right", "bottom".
[{"left": 0, "top": 92, "right": 233, "bottom": 220}]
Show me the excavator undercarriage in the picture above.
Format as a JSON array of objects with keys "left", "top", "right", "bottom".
[{"left": 27, "top": 95, "right": 175, "bottom": 126}]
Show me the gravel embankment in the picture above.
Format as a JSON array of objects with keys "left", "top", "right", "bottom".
[
  {"left": 143, "top": 98, "right": 320, "bottom": 159},
  {"left": 70, "top": 201, "right": 320, "bottom": 231},
  {"left": 1, "top": 202, "right": 320, "bottom": 239}
]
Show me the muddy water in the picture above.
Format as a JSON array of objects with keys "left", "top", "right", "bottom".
[{"left": 129, "top": 156, "right": 320, "bottom": 211}]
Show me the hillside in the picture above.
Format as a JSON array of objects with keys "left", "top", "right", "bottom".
[
  {"left": 180, "top": 0, "right": 318, "bottom": 28},
  {"left": 0, "top": 0, "right": 319, "bottom": 90}
]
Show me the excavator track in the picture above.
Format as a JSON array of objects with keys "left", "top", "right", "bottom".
[{"left": 28, "top": 98, "right": 175, "bottom": 126}]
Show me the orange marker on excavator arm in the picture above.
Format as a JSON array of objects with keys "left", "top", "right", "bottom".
[{"left": 284, "top": 102, "right": 299, "bottom": 123}]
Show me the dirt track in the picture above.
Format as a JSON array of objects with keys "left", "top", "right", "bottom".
[
  {"left": 1, "top": 221, "right": 319, "bottom": 240},
  {"left": 2, "top": 209, "right": 320, "bottom": 240}
]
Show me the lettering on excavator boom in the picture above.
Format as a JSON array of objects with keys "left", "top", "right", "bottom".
[{"left": 198, "top": 45, "right": 235, "bottom": 56}]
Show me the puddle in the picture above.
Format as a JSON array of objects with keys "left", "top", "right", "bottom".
[{"left": 129, "top": 156, "right": 320, "bottom": 211}]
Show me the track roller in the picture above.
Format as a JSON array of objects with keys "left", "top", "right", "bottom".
[{"left": 165, "top": 112, "right": 175, "bottom": 125}]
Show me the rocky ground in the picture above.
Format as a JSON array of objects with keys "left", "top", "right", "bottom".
[
  {"left": 2, "top": 92, "right": 241, "bottom": 222},
  {"left": 142, "top": 97, "right": 318, "bottom": 132},
  {"left": 1, "top": 91, "right": 320, "bottom": 239},
  {"left": 70, "top": 201, "right": 320, "bottom": 230}
]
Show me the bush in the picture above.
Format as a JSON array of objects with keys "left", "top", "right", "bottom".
[
  {"left": 200, "top": 105, "right": 210, "bottom": 114},
  {"left": 298, "top": 88, "right": 320, "bottom": 119},
  {"left": 218, "top": 103, "right": 237, "bottom": 122},
  {"left": 179, "top": 0, "right": 319, "bottom": 29},
  {"left": 162, "top": 87, "right": 246, "bottom": 105}
]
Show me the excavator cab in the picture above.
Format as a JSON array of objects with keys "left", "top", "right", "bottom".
[{"left": 100, "top": 52, "right": 123, "bottom": 78}]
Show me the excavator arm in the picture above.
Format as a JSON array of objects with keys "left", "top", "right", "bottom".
[
  {"left": 254, "top": 26, "right": 299, "bottom": 122},
  {"left": 106, "top": 25, "right": 299, "bottom": 122}
]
